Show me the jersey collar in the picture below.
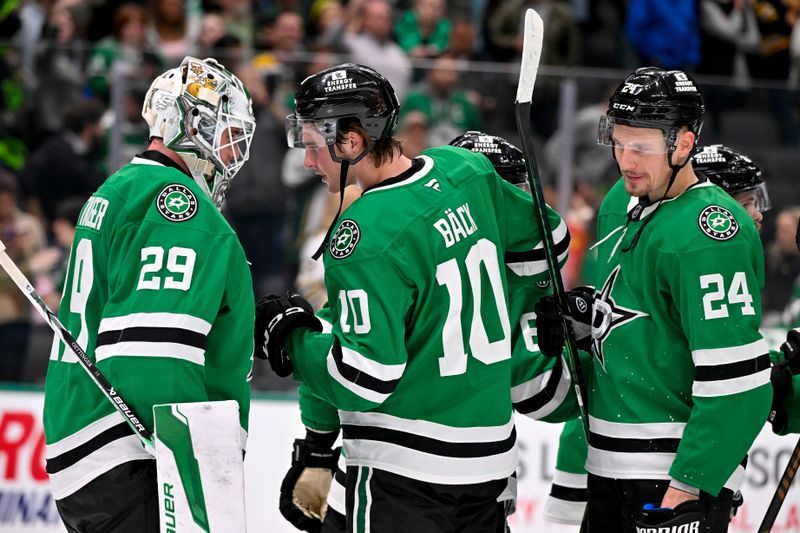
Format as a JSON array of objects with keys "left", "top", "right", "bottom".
[
  {"left": 361, "top": 156, "right": 432, "bottom": 195},
  {"left": 625, "top": 176, "right": 712, "bottom": 220},
  {"left": 132, "top": 150, "right": 193, "bottom": 179}
]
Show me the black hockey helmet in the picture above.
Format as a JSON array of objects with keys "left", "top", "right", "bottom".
[
  {"left": 286, "top": 63, "right": 399, "bottom": 162},
  {"left": 598, "top": 67, "right": 705, "bottom": 153},
  {"left": 692, "top": 144, "right": 770, "bottom": 212},
  {"left": 449, "top": 131, "right": 528, "bottom": 189}
]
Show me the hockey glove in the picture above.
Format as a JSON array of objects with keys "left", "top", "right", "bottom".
[
  {"left": 769, "top": 329, "right": 800, "bottom": 433},
  {"left": 279, "top": 430, "right": 340, "bottom": 533},
  {"left": 255, "top": 291, "right": 322, "bottom": 377},
  {"left": 534, "top": 287, "right": 596, "bottom": 357},
  {"left": 637, "top": 501, "right": 707, "bottom": 532}
]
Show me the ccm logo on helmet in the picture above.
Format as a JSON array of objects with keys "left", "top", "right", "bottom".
[
  {"left": 612, "top": 103, "right": 636, "bottom": 112},
  {"left": 636, "top": 523, "right": 700, "bottom": 533}
]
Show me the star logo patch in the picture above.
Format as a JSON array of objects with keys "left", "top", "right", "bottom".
[
  {"left": 591, "top": 265, "right": 648, "bottom": 371},
  {"left": 330, "top": 220, "right": 360, "bottom": 259},
  {"left": 156, "top": 184, "right": 198, "bottom": 222},
  {"left": 698, "top": 205, "right": 738, "bottom": 241}
]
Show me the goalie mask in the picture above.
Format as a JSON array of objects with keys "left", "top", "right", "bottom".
[
  {"left": 692, "top": 144, "right": 770, "bottom": 213},
  {"left": 598, "top": 67, "right": 704, "bottom": 155},
  {"left": 450, "top": 131, "right": 529, "bottom": 192},
  {"left": 286, "top": 63, "right": 399, "bottom": 164},
  {"left": 142, "top": 56, "right": 256, "bottom": 208}
]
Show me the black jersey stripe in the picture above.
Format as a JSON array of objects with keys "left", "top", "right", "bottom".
[
  {"left": 588, "top": 432, "right": 680, "bottom": 454},
  {"left": 46, "top": 423, "right": 134, "bottom": 474},
  {"left": 694, "top": 354, "right": 770, "bottom": 381},
  {"left": 513, "top": 361, "right": 563, "bottom": 414},
  {"left": 331, "top": 340, "right": 401, "bottom": 395},
  {"left": 341, "top": 424, "right": 516, "bottom": 458},
  {"left": 334, "top": 467, "right": 346, "bottom": 485},
  {"left": 549, "top": 484, "right": 588, "bottom": 502},
  {"left": 505, "top": 231, "right": 570, "bottom": 264},
  {"left": 96, "top": 327, "right": 207, "bottom": 349}
]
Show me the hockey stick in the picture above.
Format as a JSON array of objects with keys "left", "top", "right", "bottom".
[
  {"left": 758, "top": 423, "right": 800, "bottom": 531},
  {"left": 514, "top": 9, "right": 590, "bottom": 440},
  {"left": 0, "top": 240, "right": 154, "bottom": 451}
]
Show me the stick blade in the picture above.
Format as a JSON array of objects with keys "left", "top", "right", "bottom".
[{"left": 515, "top": 8, "right": 544, "bottom": 105}]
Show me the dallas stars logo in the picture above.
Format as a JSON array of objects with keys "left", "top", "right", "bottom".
[
  {"left": 330, "top": 220, "right": 360, "bottom": 259},
  {"left": 156, "top": 184, "right": 198, "bottom": 222},
  {"left": 698, "top": 205, "right": 738, "bottom": 241},
  {"left": 591, "top": 265, "right": 648, "bottom": 371}
]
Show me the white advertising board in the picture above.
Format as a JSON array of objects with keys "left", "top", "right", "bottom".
[{"left": 1, "top": 388, "right": 798, "bottom": 531}]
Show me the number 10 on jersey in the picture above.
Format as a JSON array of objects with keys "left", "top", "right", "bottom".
[{"left": 436, "top": 238, "right": 512, "bottom": 377}]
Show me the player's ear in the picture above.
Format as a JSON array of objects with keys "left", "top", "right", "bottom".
[{"left": 676, "top": 128, "right": 695, "bottom": 159}]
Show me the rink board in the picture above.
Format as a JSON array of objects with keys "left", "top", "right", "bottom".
[{"left": 1, "top": 386, "right": 799, "bottom": 532}]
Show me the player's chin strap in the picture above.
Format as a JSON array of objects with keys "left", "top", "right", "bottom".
[
  {"left": 311, "top": 140, "right": 372, "bottom": 260},
  {"left": 618, "top": 141, "right": 692, "bottom": 253}
]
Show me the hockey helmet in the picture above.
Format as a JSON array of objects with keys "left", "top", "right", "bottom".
[
  {"left": 692, "top": 144, "right": 770, "bottom": 212},
  {"left": 450, "top": 131, "right": 529, "bottom": 191},
  {"left": 141, "top": 56, "right": 256, "bottom": 208},
  {"left": 598, "top": 67, "right": 705, "bottom": 154},
  {"left": 286, "top": 63, "right": 399, "bottom": 162}
]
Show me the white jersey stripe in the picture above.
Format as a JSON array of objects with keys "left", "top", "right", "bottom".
[
  {"left": 544, "top": 498, "right": 586, "bottom": 525},
  {"left": 343, "top": 439, "right": 517, "bottom": 485},
  {"left": 99, "top": 312, "right": 212, "bottom": 335},
  {"left": 48, "top": 435, "right": 154, "bottom": 499},
  {"left": 95, "top": 342, "right": 205, "bottom": 365},
  {"left": 692, "top": 368, "right": 771, "bottom": 397},
  {"left": 339, "top": 411, "right": 515, "bottom": 443},
  {"left": 327, "top": 356, "right": 390, "bottom": 404},
  {"left": 46, "top": 412, "right": 127, "bottom": 457},
  {"left": 552, "top": 469, "right": 588, "bottom": 489},
  {"left": 691, "top": 338, "right": 769, "bottom": 366},
  {"left": 337, "top": 345, "right": 406, "bottom": 382},
  {"left": 589, "top": 416, "right": 686, "bottom": 439}
]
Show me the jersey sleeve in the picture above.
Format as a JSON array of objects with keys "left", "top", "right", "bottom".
[
  {"left": 665, "top": 238, "right": 771, "bottom": 495},
  {"left": 498, "top": 180, "right": 570, "bottom": 285},
  {"left": 287, "top": 251, "right": 413, "bottom": 412}
]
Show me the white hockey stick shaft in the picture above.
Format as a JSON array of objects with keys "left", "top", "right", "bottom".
[
  {"left": 0, "top": 240, "right": 154, "bottom": 450},
  {"left": 515, "top": 9, "right": 591, "bottom": 440}
]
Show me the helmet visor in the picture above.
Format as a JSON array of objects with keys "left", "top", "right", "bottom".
[
  {"left": 286, "top": 115, "right": 337, "bottom": 149},
  {"left": 598, "top": 115, "right": 670, "bottom": 155},
  {"left": 734, "top": 182, "right": 771, "bottom": 214}
]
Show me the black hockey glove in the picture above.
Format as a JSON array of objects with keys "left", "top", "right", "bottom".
[
  {"left": 534, "top": 287, "right": 596, "bottom": 357},
  {"left": 769, "top": 329, "right": 800, "bottom": 434},
  {"left": 637, "top": 500, "right": 707, "bottom": 532},
  {"left": 255, "top": 291, "right": 322, "bottom": 377},
  {"left": 279, "top": 430, "right": 340, "bottom": 533}
]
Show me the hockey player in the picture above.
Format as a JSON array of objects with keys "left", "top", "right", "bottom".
[
  {"left": 43, "top": 57, "right": 256, "bottom": 532},
  {"left": 255, "top": 63, "right": 569, "bottom": 532},
  {"left": 275, "top": 130, "right": 576, "bottom": 533},
  {"left": 692, "top": 144, "right": 771, "bottom": 231},
  {"left": 536, "top": 67, "right": 771, "bottom": 532}
]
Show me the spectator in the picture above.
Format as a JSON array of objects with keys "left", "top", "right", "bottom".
[
  {"left": 625, "top": 0, "right": 700, "bottom": 70},
  {"left": 395, "top": 110, "right": 431, "bottom": 158},
  {"left": 401, "top": 53, "right": 483, "bottom": 146},
  {"left": 343, "top": 0, "right": 413, "bottom": 101},
  {"left": 488, "top": 0, "right": 580, "bottom": 66},
  {"left": 224, "top": 65, "right": 289, "bottom": 296},
  {"left": 747, "top": 0, "right": 799, "bottom": 146},
  {"left": 765, "top": 206, "right": 800, "bottom": 314},
  {"left": 696, "top": 0, "right": 760, "bottom": 137},
  {"left": 209, "top": 0, "right": 254, "bottom": 49},
  {"left": 0, "top": 170, "right": 46, "bottom": 381},
  {"left": 86, "top": 3, "right": 163, "bottom": 103},
  {"left": 19, "top": 98, "right": 106, "bottom": 227},
  {"left": 197, "top": 11, "right": 228, "bottom": 57},
  {"left": 394, "top": 0, "right": 451, "bottom": 58},
  {"left": 146, "top": 0, "right": 201, "bottom": 65},
  {"left": 30, "top": 0, "right": 87, "bottom": 137}
]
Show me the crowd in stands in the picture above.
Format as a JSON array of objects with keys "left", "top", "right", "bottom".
[{"left": 0, "top": 0, "right": 798, "bottom": 388}]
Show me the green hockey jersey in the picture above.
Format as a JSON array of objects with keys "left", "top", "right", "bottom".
[
  {"left": 286, "top": 146, "right": 565, "bottom": 485},
  {"left": 585, "top": 177, "right": 771, "bottom": 496},
  {"left": 43, "top": 152, "right": 254, "bottom": 499}
]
